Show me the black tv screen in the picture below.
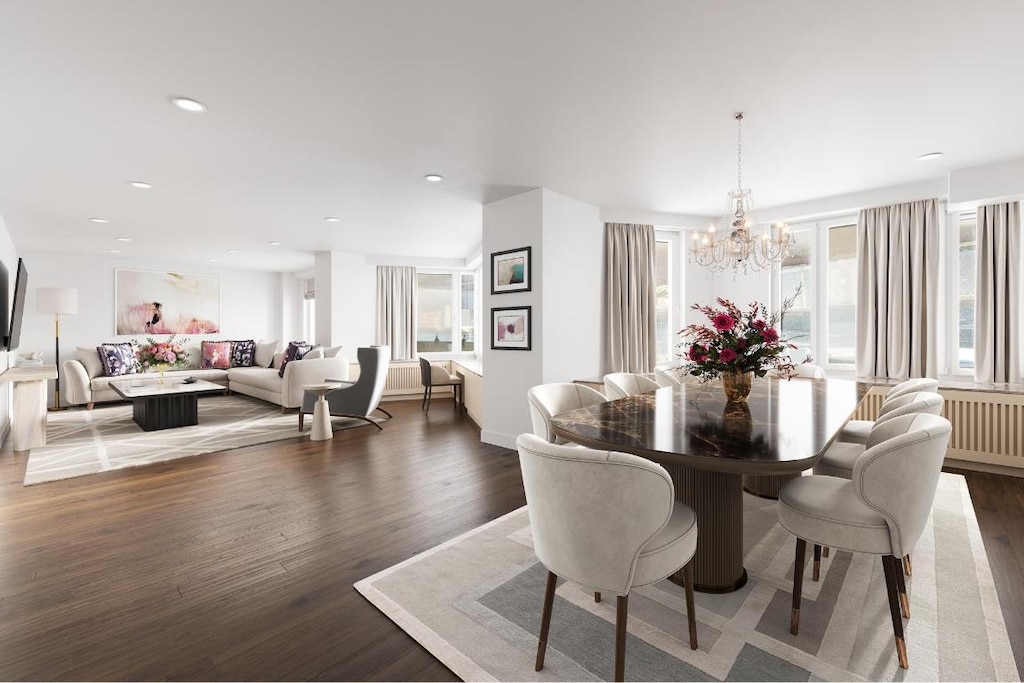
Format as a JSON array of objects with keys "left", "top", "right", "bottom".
[{"left": 7, "top": 258, "right": 28, "bottom": 351}]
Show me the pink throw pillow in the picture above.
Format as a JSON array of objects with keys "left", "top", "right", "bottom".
[{"left": 201, "top": 341, "right": 232, "bottom": 369}]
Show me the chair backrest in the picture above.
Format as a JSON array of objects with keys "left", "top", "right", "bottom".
[
  {"left": 516, "top": 433, "right": 674, "bottom": 595},
  {"left": 527, "top": 383, "right": 607, "bottom": 444},
  {"left": 885, "top": 377, "right": 939, "bottom": 401},
  {"left": 603, "top": 373, "right": 660, "bottom": 400},
  {"left": 324, "top": 346, "right": 388, "bottom": 416},
  {"left": 790, "top": 363, "right": 826, "bottom": 379},
  {"left": 853, "top": 413, "right": 952, "bottom": 556},
  {"left": 654, "top": 367, "right": 683, "bottom": 387},
  {"left": 873, "top": 391, "right": 943, "bottom": 430},
  {"left": 418, "top": 357, "right": 432, "bottom": 386}
]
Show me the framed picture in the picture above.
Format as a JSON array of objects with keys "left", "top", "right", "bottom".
[
  {"left": 491, "top": 246, "right": 531, "bottom": 294},
  {"left": 491, "top": 306, "right": 532, "bottom": 351},
  {"left": 114, "top": 269, "right": 221, "bottom": 335}
]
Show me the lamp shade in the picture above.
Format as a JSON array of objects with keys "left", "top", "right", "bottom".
[{"left": 37, "top": 287, "right": 78, "bottom": 315}]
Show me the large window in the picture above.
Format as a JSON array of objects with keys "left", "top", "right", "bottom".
[
  {"left": 779, "top": 229, "right": 813, "bottom": 363},
  {"left": 826, "top": 224, "right": 857, "bottom": 365},
  {"left": 460, "top": 273, "right": 475, "bottom": 352},
  {"left": 655, "top": 240, "right": 671, "bottom": 363},
  {"left": 416, "top": 271, "right": 477, "bottom": 354},
  {"left": 957, "top": 214, "right": 977, "bottom": 370}
]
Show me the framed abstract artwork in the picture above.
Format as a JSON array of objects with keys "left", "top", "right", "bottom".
[
  {"left": 490, "top": 246, "right": 531, "bottom": 294},
  {"left": 114, "top": 269, "right": 221, "bottom": 335},
  {"left": 491, "top": 306, "right": 531, "bottom": 351}
]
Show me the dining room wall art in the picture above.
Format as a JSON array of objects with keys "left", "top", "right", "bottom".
[
  {"left": 490, "top": 246, "right": 531, "bottom": 294},
  {"left": 491, "top": 305, "right": 531, "bottom": 351},
  {"left": 115, "top": 269, "right": 221, "bottom": 335}
]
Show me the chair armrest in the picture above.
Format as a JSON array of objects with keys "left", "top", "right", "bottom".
[
  {"left": 62, "top": 360, "right": 92, "bottom": 405},
  {"left": 429, "top": 364, "right": 454, "bottom": 384}
]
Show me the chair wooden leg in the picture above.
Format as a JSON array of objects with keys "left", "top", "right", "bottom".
[
  {"left": 86, "top": 402, "right": 94, "bottom": 410},
  {"left": 791, "top": 537, "right": 806, "bottom": 635},
  {"left": 298, "top": 412, "right": 305, "bottom": 431},
  {"left": 813, "top": 543, "right": 821, "bottom": 582},
  {"left": 881, "top": 555, "right": 909, "bottom": 669},
  {"left": 822, "top": 546, "right": 829, "bottom": 558},
  {"left": 421, "top": 386, "right": 427, "bottom": 410},
  {"left": 594, "top": 591, "right": 601, "bottom": 603},
  {"left": 425, "top": 386, "right": 432, "bottom": 414},
  {"left": 903, "top": 553, "right": 912, "bottom": 577},
  {"left": 683, "top": 558, "right": 698, "bottom": 650},
  {"left": 894, "top": 556, "right": 910, "bottom": 619},
  {"left": 615, "top": 595, "right": 628, "bottom": 682},
  {"left": 535, "top": 570, "right": 557, "bottom": 672}
]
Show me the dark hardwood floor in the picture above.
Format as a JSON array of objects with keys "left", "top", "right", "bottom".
[{"left": 0, "top": 402, "right": 1020, "bottom": 680}]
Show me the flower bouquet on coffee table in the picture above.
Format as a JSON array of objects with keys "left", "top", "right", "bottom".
[{"left": 136, "top": 335, "right": 190, "bottom": 373}]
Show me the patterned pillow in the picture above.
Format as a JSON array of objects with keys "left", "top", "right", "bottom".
[
  {"left": 278, "top": 341, "right": 313, "bottom": 378},
  {"left": 201, "top": 341, "right": 232, "bottom": 369},
  {"left": 230, "top": 339, "right": 256, "bottom": 367},
  {"left": 97, "top": 342, "right": 139, "bottom": 376}
]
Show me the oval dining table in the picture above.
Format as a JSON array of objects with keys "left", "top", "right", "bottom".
[{"left": 550, "top": 377, "right": 865, "bottom": 593}]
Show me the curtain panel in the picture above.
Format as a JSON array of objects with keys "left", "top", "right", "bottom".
[
  {"left": 855, "top": 199, "right": 940, "bottom": 379},
  {"left": 603, "top": 222, "right": 656, "bottom": 374},
  {"left": 375, "top": 265, "right": 417, "bottom": 361},
  {"left": 975, "top": 202, "right": 1022, "bottom": 383}
]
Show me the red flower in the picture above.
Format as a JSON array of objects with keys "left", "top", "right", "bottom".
[
  {"left": 751, "top": 319, "right": 767, "bottom": 330},
  {"left": 712, "top": 313, "right": 736, "bottom": 332},
  {"left": 762, "top": 328, "right": 779, "bottom": 343},
  {"left": 736, "top": 338, "right": 747, "bottom": 351},
  {"left": 719, "top": 348, "right": 738, "bottom": 363},
  {"left": 688, "top": 344, "right": 704, "bottom": 360}
]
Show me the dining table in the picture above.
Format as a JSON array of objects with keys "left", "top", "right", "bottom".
[{"left": 549, "top": 377, "right": 865, "bottom": 593}]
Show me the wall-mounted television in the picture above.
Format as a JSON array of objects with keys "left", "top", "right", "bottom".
[{"left": 6, "top": 258, "right": 28, "bottom": 351}]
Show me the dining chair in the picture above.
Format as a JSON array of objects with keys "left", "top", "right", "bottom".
[
  {"left": 838, "top": 377, "right": 939, "bottom": 445},
  {"left": 527, "top": 383, "right": 607, "bottom": 444},
  {"left": 603, "top": 372, "right": 660, "bottom": 400},
  {"left": 516, "top": 433, "right": 698, "bottom": 682},
  {"left": 790, "top": 363, "right": 826, "bottom": 379},
  {"left": 654, "top": 367, "right": 683, "bottom": 387},
  {"left": 418, "top": 357, "right": 462, "bottom": 414},
  {"left": 779, "top": 413, "right": 951, "bottom": 670}
]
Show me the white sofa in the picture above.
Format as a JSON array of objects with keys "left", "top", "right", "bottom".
[{"left": 62, "top": 347, "right": 349, "bottom": 410}]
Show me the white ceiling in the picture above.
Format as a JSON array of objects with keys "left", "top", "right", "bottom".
[{"left": 1, "top": 1, "right": 1022, "bottom": 271}]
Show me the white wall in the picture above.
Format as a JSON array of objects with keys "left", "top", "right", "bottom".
[
  {"left": 0, "top": 213, "right": 18, "bottom": 444},
  {"left": 313, "top": 251, "right": 376, "bottom": 352}
]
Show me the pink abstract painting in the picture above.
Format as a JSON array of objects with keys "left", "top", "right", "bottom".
[{"left": 115, "top": 269, "right": 220, "bottom": 335}]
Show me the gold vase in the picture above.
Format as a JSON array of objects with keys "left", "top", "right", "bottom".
[{"left": 721, "top": 370, "right": 753, "bottom": 402}]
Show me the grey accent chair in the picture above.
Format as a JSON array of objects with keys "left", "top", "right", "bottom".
[
  {"left": 779, "top": 413, "right": 952, "bottom": 670},
  {"left": 654, "top": 367, "right": 683, "bottom": 387},
  {"left": 516, "top": 433, "right": 698, "bottom": 682},
  {"left": 839, "top": 377, "right": 940, "bottom": 445},
  {"left": 527, "top": 383, "right": 607, "bottom": 444},
  {"left": 298, "top": 346, "right": 391, "bottom": 431},
  {"left": 419, "top": 357, "right": 462, "bottom": 413},
  {"left": 603, "top": 372, "right": 660, "bottom": 400}
]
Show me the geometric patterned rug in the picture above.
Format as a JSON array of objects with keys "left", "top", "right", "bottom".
[
  {"left": 355, "top": 473, "right": 1020, "bottom": 682},
  {"left": 22, "top": 394, "right": 375, "bottom": 485}
]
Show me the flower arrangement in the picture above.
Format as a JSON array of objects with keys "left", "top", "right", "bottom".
[
  {"left": 136, "top": 335, "right": 190, "bottom": 371},
  {"left": 679, "top": 298, "right": 795, "bottom": 383}
]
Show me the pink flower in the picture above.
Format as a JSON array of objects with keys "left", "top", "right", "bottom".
[
  {"left": 752, "top": 319, "right": 767, "bottom": 330},
  {"left": 712, "top": 313, "right": 736, "bottom": 332},
  {"left": 719, "top": 348, "right": 738, "bottom": 363},
  {"left": 736, "top": 338, "right": 748, "bottom": 351},
  {"left": 688, "top": 344, "right": 704, "bottom": 360},
  {"left": 762, "top": 328, "right": 779, "bottom": 343}
]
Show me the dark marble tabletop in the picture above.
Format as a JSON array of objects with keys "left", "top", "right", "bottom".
[{"left": 550, "top": 377, "right": 866, "bottom": 475}]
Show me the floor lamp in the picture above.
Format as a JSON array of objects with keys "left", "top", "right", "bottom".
[{"left": 37, "top": 287, "right": 78, "bottom": 411}]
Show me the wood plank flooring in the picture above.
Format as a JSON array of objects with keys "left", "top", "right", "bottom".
[{"left": 0, "top": 402, "right": 1020, "bottom": 680}]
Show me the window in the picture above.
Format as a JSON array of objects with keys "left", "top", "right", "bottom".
[
  {"left": 826, "top": 224, "right": 857, "bottom": 365},
  {"left": 302, "top": 278, "right": 315, "bottom": 342},
  {"left": 957, "top": 214, "right": 977, "bottom": 370},
  {"left": 779, "top": 229, "right": 813, "bottom": 363},
  {"left": 416, "top": 270, "right": 478, "bottom": 355},
  {"left": 655, "top": 240, "right": 671, "bottom": 363}
]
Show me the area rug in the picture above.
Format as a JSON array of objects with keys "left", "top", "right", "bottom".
[
  {"left": 23, "top": 395, "right": 378, "bottom": 485},
  {"left": 355, "top": 473, "right": 1019, "bottom": 682}
]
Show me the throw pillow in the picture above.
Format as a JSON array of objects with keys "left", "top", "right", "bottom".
[
  {"left": 201, "top": 341, "right": 232, "bottom": 369},
  {"left": 323, "top": 345, "right": 344, "bottom": 358},
  {"left": 278, "top": 341, "right": 313, "bottom": 378},
  {"left": 230, "top": 339, "right": 256, "bottom": 367},
  {"left": 75, "top": 346, "right": 105, "bottom": 378},
  {"left": 97, "top": 342, "right": 139, "bottom": 376},
  {"left": 303, "top": 346, "right": 324, "bottom": 359},
  {"left": 255, "top": 340, "right": 278, "bottom": 368}
]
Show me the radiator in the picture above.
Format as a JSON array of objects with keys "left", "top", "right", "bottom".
[
  {"left": 350, "top": 360, "right": 454, "bottom": 397},
  {"left": 851, "top": 386, "right": 1024, "bottom": 468}
]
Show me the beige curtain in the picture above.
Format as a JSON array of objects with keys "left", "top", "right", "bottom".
[
  {"left": 855, "top": 199, "right": 940, "bottom": 379},
  {"left": 975, "top": 202, "right": 1021, "bottom": 383},
  {"left": 603, "top": 222, "right": 655, "bottom": 373},
  {"left": 376, "top": 266, "right": 417, "bottom": 360}
]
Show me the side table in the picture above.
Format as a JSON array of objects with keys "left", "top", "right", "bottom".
[
  {"left": 304, "top": 383, "right": 342, "bottom": 441},
  {"left": 0, "top": 364, "right": 59, "bottom": 452}
]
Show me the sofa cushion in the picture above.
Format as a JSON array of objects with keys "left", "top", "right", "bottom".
[
  {"left": 98, "top": 342, "right": 139, "bottom": 376},
  {"left": 278, "top": 341, "right": 312, "bottom": 378},
  {"left": 231, "top": 339, "right": 256, "bottom": 367},
  {"left": 255, "top": 340, "right": 278, "bottom": 368},
  {"left": 304, "top": 346, "right": 324, "bottom": 359},
  {"left": 76, "top": 346, "right": 105, "bottom": 378},
  {"left": 228, "top": 367, "right": 283, "bottom": 393},
  {"left": 201, "top": 341, "right": 232, "bottom": 369},
  {"left": 323, "top": 344, "right": 344, "bottom": 358}
]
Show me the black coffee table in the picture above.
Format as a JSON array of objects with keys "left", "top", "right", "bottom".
[{"left": 111, "top": 378, "right": 227, "bottom": 431}]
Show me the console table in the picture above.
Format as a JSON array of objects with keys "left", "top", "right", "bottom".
[{"left": 0, "top": 364, "right": 58, "bottom": 452}]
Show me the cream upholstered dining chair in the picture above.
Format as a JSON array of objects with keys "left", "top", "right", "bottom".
[
  {"left": 527, "top": 383, "right": 607, "bottom": 444},
  {"left": 779, "top": 413, "right": 951, "bottom": 670},
  {"left": 418, "top": 357, "right": 462, "bottom": 414},
  {"left": 516, "top": 433, "right": 698, "bottom": 682},
  {"left": 838, "top": 377, "right": 939, "bottom": 444},
  {"left": 654, "top": 367, "right": 683, "bottom": 387},
  {"left": 789, "top": 363, "right": 826, "bottom": 379},
  {"left": 603, "top": 372, "right": 660, "bottom": 400}
]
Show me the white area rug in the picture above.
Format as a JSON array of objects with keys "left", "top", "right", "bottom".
[{"left": 23, "top": 394, "right": 374, "bottom": 485}]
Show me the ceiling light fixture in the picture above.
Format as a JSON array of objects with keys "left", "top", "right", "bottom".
[
  {"left": 688, "top": 113, "right": 792, "bottom": 276},
  {"left": 115, "top": 237, "right": 132, "bottom": 242},
  {"left": 208, "top": 258, "right": 219, "bottom": 262},
  {"left": 268, "top": 241, "right": 281, "bottom": 246},
  {"left": 128, "top": 181, "right": 152, "bottom": 189},
  {"left": 423, "top": 174, "right": 443, "bottom": 182},
  {"left": 107, "top": 249, "right": 120, "bottom": 254},
  {"left": 170, "top": 96, "right": 207, "bottom": 113},
  {"left": 89, "top": 217, "right": 108, "bottom": 223},
  {"left": 324, "top": 217, "right": 341, "bottom": 222},
  {"left": 917, "top": 152, "right": 943, "bottom": 161},
  {"left": 226, "top": 249, "right": 240, "bottom": 253}
]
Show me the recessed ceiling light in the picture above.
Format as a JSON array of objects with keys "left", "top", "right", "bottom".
[
  {"left": 89, "top": 217, "right": 108, "bottom": 223},
  {"left": 324, "top": 216, "right": 341, "bottom": 223},
  {"left": 115, "top": 237, "right": 132, "bottom": 242},
  {"left": 268, "top": 241, "right": 281, "bottom": 246},
  {"left": 226, "top": 249, "right": 240, "bottom": 253},
  {"left": 917, "top": 152, "right": 943, "bottom": 161},
  {"left": 107, "top": 249, "right": 120, "bottom": 254},
  {"left": 424, "top": 174, "right": 443, "bottom": 182},
  {"left": 128, "top": 181, "right": 152, "bottom": 189},
  {"left": 208, "top": 258, "right": 219, "bottom": 262},
  {"left": 170, "top": 96, "right": 207, "bottom": 113}
]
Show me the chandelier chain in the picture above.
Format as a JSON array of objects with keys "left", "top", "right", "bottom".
[{"left": 735, "top": 112, "right": 743, "bottom": 190}]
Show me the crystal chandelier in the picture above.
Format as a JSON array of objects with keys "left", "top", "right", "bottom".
[{"left": 689, "top": 113, "right": 793, "bottom": 275}]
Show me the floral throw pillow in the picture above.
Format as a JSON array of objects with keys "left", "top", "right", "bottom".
[
  {"left": 97, "top": 342, "right": 139, "bottom": 376},
  {"left": 201, "top": 341, "right": 232, "bottom": 369},
  {"left": 230, "top": 339, "right": 256, "bottom": 367},
  {"left": 278, "top": 341, "right": 313, "bottom": 378}
]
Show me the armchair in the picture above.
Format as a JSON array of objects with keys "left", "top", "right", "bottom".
[{"left": 298, "top": 346, "right": 391, "bottom": 431}]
